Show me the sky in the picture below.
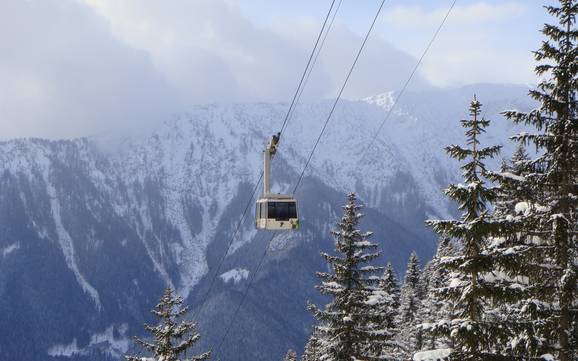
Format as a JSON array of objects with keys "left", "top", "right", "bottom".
[{"left": 0, "top": 0, "right": 557, "bottom": 139}]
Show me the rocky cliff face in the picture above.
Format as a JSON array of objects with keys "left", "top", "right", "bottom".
[{"left": 0, "top": 84, "right": 532, "bottom": 361}]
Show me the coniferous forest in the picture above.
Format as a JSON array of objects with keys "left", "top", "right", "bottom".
[
  {"left": 0, "top": 1, "right": 576, "bottom": 361},
  {"left": 123, "top": 2, "right": 576, "bottom": 360}
]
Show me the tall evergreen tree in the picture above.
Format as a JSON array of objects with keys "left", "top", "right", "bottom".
[
  {"left": 302, "top": 330, "right": 322, "bottom": 361},
  {"left": 417, "top": 238, "right": 456, "bottom": 351},
  {"left": 381, "top": 263, "right": 401, "bottom": 311},
  {"left": 486, "top": 145, "right": 541, "bottom": 359},
  {"left": 398, "top": 252, "right": 422, "bottom": 324},
  {"left": 426, "top": 96, "right": 507, "bottom": 360},
  {"left": 366, "top": 263, "right": 402, "bottom": 360},
  {"left": 397, "top": 251, "right": 423, "bottom": 357},
  {"left": 501, "top": 2, "right": 578, "bottom": 359},
  {"left": 309, "top": 193, "right": 383, "bottom": 361},
  {"left": 283, "top": 349, "right": 298, "bottom": 361},
  {"left": 125, "top": 288, "right": 210, "bottom": 361},
  {"left": 492, "top": 144, "right": 534, "bottom": 216}
]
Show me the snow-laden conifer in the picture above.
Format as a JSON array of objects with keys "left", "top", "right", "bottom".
[
  {"left": 425, "top": 96, "right": 508, "bottom": 360},
  {"left": 396, "top": 251, "right": 423, "bottom": 357},
  {"left": 485, "top": 144, "right": 544, "bottom": 358},
  {"left": 380, "top": 263, "right": 401, "bottom": 311},
  {"left": 366, "top": 263, "right": 403, "bottom": 359},
  {"left": 492, "top": 144, "right": 534, "bottom": 216},
  {"left": 283, "top": 349, "right": 298, "bottom": 361},
  {"left": 500, "top": 2, "right": 578, "bottom": 359},
  {"left": 302, "top": 330, "right": 322, "bottom": 361},
  {"left": 309, "top": 193, "right": 383, "bottom": 361},
  {"left": 417, "top": 238, "right": 456, "bottom": 352},
  {"left": 125, "top": 287, "right": 210, "bottom": 361}
]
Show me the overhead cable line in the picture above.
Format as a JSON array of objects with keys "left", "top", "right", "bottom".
[
  {"left": 192, "top": 0, "right": 339, "bottom": 322},
  {"left": 213, "top": 0, "right": 459, "bottom": 357},
  {"left": 292, "top": 0, "right": 387, "bottom": 194},
  {"left": 358, "top": 0, "right": 457, "bottom": 163},
  {"left": 286, "top": 0, "right": 344, "bottom": 124},
  {"left": 214, "top": 0, "right": 386, "bottom": 357},
  {"left": 213, "top": 232, "right": 277, "bottom": 360},
  {"left": 279, "top": 0, "right": 340, "bottom": 136}
]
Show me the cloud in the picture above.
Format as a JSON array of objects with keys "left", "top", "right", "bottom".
[
  {"left": 82, "top": 0, "right": 306, "bottom": 103},
  {"left": 83, "top": 0, "right": 428, "bottom": 102},
  {"left": 0, "top": 0, "right": 435, "bottom": 139},
  {"left": 379, "top": 1, "right": 535, "bottom": 87},
  {"left": 384, "top": 2, "right": 527, "bottom": 27},
  {"left": 0, "top": 0, "right": 180, "bottom": 140},
  {"left": 270, "top": 17, "right": 429, "bottom": 100}
]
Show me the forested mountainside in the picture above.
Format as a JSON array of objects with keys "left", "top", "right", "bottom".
[{"left": 0, "top": 84, "right": 532, "bottom": 361}]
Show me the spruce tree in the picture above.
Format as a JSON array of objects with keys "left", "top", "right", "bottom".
[
  {"left": 417, "top": 238, "right": 456, "bottom": 351},
  {"left": 489, "top": 146, "right": 535, "bottom": 237},
  {"left": 125, "top": 288, "right": 210, "bottom": 361},
  {"left": 398, "top": 252, "right": 422, "bottom": 324},
  {"left": 366, "top": 263, "right": 402, "bottom": 359},
  {"left": 309, "top": 193, "right": 383, "bottom": 361},
  {"left": 486, "top": 145, "right": 541, "bottom": 359},
  {"left": 500, "top": 2, "right": 578, "bottom": 359},
  {"left": 302, "top": 330, "right": 322, "bottom": 361},
  {"left": 397, "top": 251, "right": 423, "bottom": 357},
  {"left": 491, "top": 144, "right": 534, "bottom": 217},
  {"left": 381, "top": 263, "right": 401, "bottom": 311},
  {"left": 283, "top": 349, "right": 298, "bottom": 361},
  {"left": 426, "top": 96, "right": 507, "bottom": 360}
]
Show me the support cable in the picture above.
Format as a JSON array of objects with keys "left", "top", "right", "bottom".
[
  {"left": 293, "top": 0, "right": 387, "bottom": 194},
  {"left": 358, "top": 0, "right": 457, "bottom": 163},
  {"left": 213, "top": 0, "right": 386, "bottom": 357},
  {"left": 213, "top": 232, "right": 277, "bottom": 360},
  {"left": 192, "top": 0, "right": 339, "bottom": 322},
  {"left": 212, "top": 1, "right": 459, "bottom": 358}
]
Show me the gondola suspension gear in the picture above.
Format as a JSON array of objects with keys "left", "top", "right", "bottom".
[{"left": 255, "top": 133, "right": 299, "bottom": 230}]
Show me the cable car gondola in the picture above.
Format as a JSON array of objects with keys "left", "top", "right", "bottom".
[{"left": 255, "top": 133, "right": 299, "bottom": 230}]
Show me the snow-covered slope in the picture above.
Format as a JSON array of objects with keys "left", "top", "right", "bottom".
[{"left": 0, "top": 84, "right": 533, "bottom": 361}]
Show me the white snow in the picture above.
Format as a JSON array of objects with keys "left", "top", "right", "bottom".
[
  {"left": 539, "top": 354, "right": 555, "bottom": 361},
  {"left": 535, "top": 205, "right": 550, "bottom": 213},
  {"left": 1, "top": 242, "right": 19, "bottom": 257},
  {"left": 515, "top": 201, "right": 529, "bottom": 214},
  {"left": 499, "top": 171, "right": 526, "bottom": 182},
  {"left": 365, "top": 290, "right": 387, "bottom": 306},
  {"left": 0, "top": 85, "right": 534, "bottom": 303},
  {"left": 364, "top": 91, "right": 396, "bottom": 111},
  {"left": 413, "top": 348, "right": 452, "bottom": 361},
  {"left": 89, "top": 324, "right": 130, "bottom": 357},
  {"left": 47, "top": 181, "right": 102, "bottom": 310},
  {"left": 47, "top": 324, "right": 129, "bottom": 358},
  {"left": 47, "top": 339, "right": 81, "bottom": 357},
  {"left": 220, "top": 268, "right": 250, "bottom": 284}
]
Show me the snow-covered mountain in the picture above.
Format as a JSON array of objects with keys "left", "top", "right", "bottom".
[{"left": 0, "top": 84, "right": 533, "bottom": 361}]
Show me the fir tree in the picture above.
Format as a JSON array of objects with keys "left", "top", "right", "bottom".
[
  {"left": 366, "top": 263, "right": 402, "bottom": 359},
  {"left": 500, "top": 2, "right": 578, "bottom": 359},
  {"left": 284, "top": 349, "right": 298, "bottom": 361},
  {"left": 398, "top": 252, "right": 422, "bottom": 324},
  {"left": 417, "top": 238, "right": 456, "bottom": 351},
  {"left": 309, "top": 193, "right": 383, "bottom": 361},
  {"left": 397, "top": 251, "right": 423, "bottom": 357},
  {"left": 426, "top": 96, "right": 507, "bottom": 360},
  {"left": 486, "top": 145, "right": 540, "bottom": 359},
  {"left": 302, "top": 330, "right": 322, "bottom": 361},
  {"left": 492, "top": 144, "right": 534, "bottom": 217},
  {"left": 125, "top": 287, "right": 210, "bottom": 361},
  {"left": 380, "top": 263, "right": 401, "bottom": 311}
]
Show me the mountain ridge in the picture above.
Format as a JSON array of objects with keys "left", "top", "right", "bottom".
[{"left": 0, "top": 83, "right": 533, "bottom": 361}]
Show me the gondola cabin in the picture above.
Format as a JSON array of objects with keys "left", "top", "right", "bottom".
[
  {"left": 256, "top": 132, "right": 300, "bottom": 231},
  {"left": 256, "top": 194, "right": 299, "bottom": 230}
]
